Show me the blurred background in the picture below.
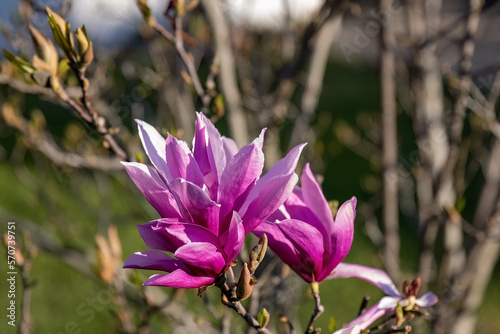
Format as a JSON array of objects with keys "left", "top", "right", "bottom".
[{"left": 1, "top": 0, "right": 499, "bottom": 333}]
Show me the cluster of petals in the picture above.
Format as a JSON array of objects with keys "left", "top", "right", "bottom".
[
  {"left": 254, "top": 163, "right": 357, "bottom": 283},
  {"left": 122, "top": 113, "right": 305, "bottom": 288},
  {"left": 329, "top": 263, "right": 439, "bottom": 334}
]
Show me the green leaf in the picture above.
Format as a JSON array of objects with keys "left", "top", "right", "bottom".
[
  {"left": 57, "top": 59, "right": 70, "bottom": 77},
  {"left": 328, "top": 316, "right": 337, "bottom": 332},
  {"left": 2, "top": 49, "right": 36, "bottom": 74},
  {"left": 47, "top": 15, "right": 74, "bottom": 59},
  {"left": 257, "top": 308, "right": 270, "bottom": 328}
]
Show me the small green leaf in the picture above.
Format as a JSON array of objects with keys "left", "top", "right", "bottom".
[
  {"left": 57, "top": 58, "right": 70, "bottom": 77},
  {"left": 47, "top": 14, "right": 74, "bottom": 59},
  {"left": 328, "top": 316, "right": 337, "bottom": 332},
  {"left": 2, "top": 49, "right": 36, "bottom": 74},
  {"left": 257, "top": 308, "right": 270, "bottom": 328}
]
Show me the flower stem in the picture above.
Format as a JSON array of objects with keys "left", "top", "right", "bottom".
[{"left": 305, "top": 283, "right": 324, "bottom": 334}]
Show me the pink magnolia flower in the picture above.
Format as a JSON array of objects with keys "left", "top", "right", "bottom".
[
  {"left": 329, "top": 263, "right": 439, "bottom": 334},
  {"left": 123, "top": 113, "right": 305, "bottom": 288},
  {"left": 254, "top": 163, "right": 357, "bottom": 283}
]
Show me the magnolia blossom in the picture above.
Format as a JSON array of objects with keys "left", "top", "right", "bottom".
[
  {"left": 123, "top": 113, "right": 305, "bottom": 288},
  {"left": 254, "top": 163, "right": 356, "bottom": 283},
  {"left": 329, "top": 263, "right": 439, "bottom": 334}
]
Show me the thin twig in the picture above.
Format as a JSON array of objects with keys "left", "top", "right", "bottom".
[
  {"left": 1, "top": 105, "right": 122, "bottom": 171},
  {"left": 174, "top": 15, "right": 210, "bottom": 108},
  {"left": 201, "top": 0, "right": 249, "bottom": 146},
  {"left": 215, "top": 276, "right": 273, "bottom": 334},
  {"left": 305, "top": 284, "right": 324, "bottom": 334}
]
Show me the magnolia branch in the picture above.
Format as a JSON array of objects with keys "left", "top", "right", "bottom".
[
  {"left": 215, "top": 277, "right": 273, "bottom": 334},
  {"left": 305, "top": 284, "right": 324, "bottom": 334},
  {"left": 144, "top": 7, "right": 211, "bottom": 110},
  {"left": 1, "top": 104, "right": 122, "bottom": 171}
]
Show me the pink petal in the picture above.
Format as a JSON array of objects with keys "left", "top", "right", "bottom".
[
  {"left": 327, "top": 263, "right": 402, "bottom": 297},
  {"left": 222, "top": 136, "right": 239, "bottom": 161},
  {"left": 135, "top": 120, "right": 172, "bottom": 182},
  {"left": 169, "top": 179, "right": 220, "bottom": 235},
  {"left": 193, "top": 113, "right": 226, "bottom": 198},
  {"left": 218, "top": 132, "right": 265, "bottom": 224},
  {"left": 175, "top": 242, "right": 226, "bottom": 275},
  {"left": 144, "top": 270, "right": 215, "bottom": 288},
  {"left": 222, "top": 212, "right": 245, "bottom": 263},
  {"left": 123, "top": 250, "right": 185, "bottom": 272},
  {"left": 416, "top": 292, "right": 439, "bottom": 307},
  {"left": 254, "top": 221, "right": 311, "bottom": 282},
  {"left": 277, "top": 219, "right": 326, "bottom": 280},
  {"left": 279, "top": 190, "right": 329, "bottom": 240},
  {"left": 121, "top": 162, "right": 182, "bottom": 219},
  {"left": 334, "top": 296, "right": 400, "bottom": 334},
  {"left": 138, "top": 220, "right": 221, "bottom": 253},
  {"left": 165, "top": 134, "right": 204, "bottom": 187},
  {"left": 318, "top": 197, "right": 356, "bottom": 281},
  {"left": 240, "top": 143, "right": 306, "bottom": 233},
  {"left": 301, "top": 163, "right": 335, "bottom": 232}
]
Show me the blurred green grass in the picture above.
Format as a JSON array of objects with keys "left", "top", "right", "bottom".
[{"left": 0, "top": 61, "right": 499, "bottom": 334}]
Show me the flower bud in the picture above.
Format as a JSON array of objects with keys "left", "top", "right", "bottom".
[
  {"left": 75, "top": 27, "right": 89, "bottom": 54},
  {"left": 28, "top": 25, "right": 58, "bottom": 76},
  {"left": 236, "top": 263, "right": 257, "bottom": 300},
  {"left": 94, "top": 225, "right": 122, "bottom": 284},
  {"left": 136, "top": 0, "right": 156, "bottom": 26},
  {"left": 248, "top": 233, "right": 267, "bottom": 274},
  {"left": 75, "top": 26, "right": 93, "bottom": 69},
  {"left": 46, "top": 7, "right": 75, "bottom": 59}
]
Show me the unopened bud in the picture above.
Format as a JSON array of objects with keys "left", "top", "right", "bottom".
[
  {"left": 75, "top": 27, "right": 89, "bottom": 54},
  {"left": 137, "top": 0, "right": 151, "bottom": 17},
  {"left": 75, "top": 26, "right": 93, "bottom": 69},
  {"left": 3, "top": 234, "right": 24, "bottom": 266},
  {"left": 236, "top": 263, "right": 257, "bottom": 300},
  {"left": 221, "top": 293, "right": 230, "bottom": 306},
  {"left": 46, "top": 7, "right": 75, "bottom": 58},
  {"left": 278, "top": 316, "right": 294, "bottom": 334},
  {"left": 46, "top": 7, "right": 67, "bottom": 35},
  {"left": 257, "top": 308, "right": 270, "bottom": 328},
  {"left": 248, "top": 234, "right": 267, "bottom": 274},
  {"left": 28, "top": 25, "right": 58, "bottom": 75}
]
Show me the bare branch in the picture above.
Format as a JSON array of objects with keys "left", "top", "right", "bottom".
[
  {"left": 380, "top": 0, "right": 400, "bottom": 283},
  {"left": 201, "top": 0, "right": 249, "bottom": 147},
  {"left": 2, "top": 104, "right": 122, "bottom": 171}
]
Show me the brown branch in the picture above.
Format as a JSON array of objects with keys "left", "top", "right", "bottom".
[
  {"left": 0, "top": 73, "right": 80, "bottom": 100},
  {"left": 410, "top": 0, "right": 446, "bottom": 293},
  {"left": 287, "top": 6, "right": 345, "bottom": 149},
  {"left": 174, "top": 15, "right": 211, "bottom": 108},
  {"left": 305, "top": 284, "right": 324, "bottom": 334},
  {"left": 2, "top": 104, "right": 122, "bottom": 171},
  {"left": 215, "top": 276, "right": 273, "bottom": 334},
  {"left": 380, "top": 0, "right": 400, "bottom": 283},
  {"left": 200, "top": 0, "right": 248, "bottom": 147}
]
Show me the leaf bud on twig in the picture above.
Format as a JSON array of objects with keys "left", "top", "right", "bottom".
[{"left": 248, "top": 233, "right": 267, "bottom": 274}]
